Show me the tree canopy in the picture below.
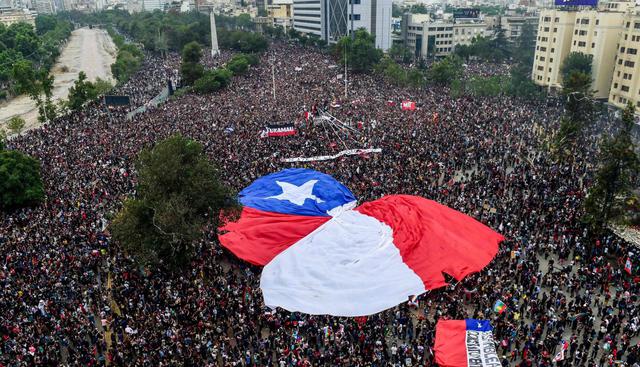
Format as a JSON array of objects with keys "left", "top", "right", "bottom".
[
  {"left": 0, "top": 149, "right": 45, "bottom": 210},
  {"left": 335, "top": 29, "right": 383, "bottom": 73},
  {"left": 0, "top": 17, "right": 72, "bottom": 98},
  {"left": 584, "top": 103, "right": 639, "bottom": 235},
  {"left": 560, "top": 52, "right": 593, "bottom": 85},
  {"left": 111, "top": 135, "right": 235, "bottom": 267}
]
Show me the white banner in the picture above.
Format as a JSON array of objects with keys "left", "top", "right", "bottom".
[{"left": 281, "top": 148, "right": 382, "bottom": 163}]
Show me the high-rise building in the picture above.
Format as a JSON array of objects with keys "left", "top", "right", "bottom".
[
  {"left": 34, "top": 0, "right": 54, "bottom": 13},
  {"left": 142, "top": 0, "right": 163, "bottom": 11},
  {"left": 532, "top": 1, "right": 634, "bottom": 100},
  {"left": 609, "top": 10, "right": 640, "bottom": 108},
  {"left": 292, "top": 0, "right": 391, "bottom": 50}
]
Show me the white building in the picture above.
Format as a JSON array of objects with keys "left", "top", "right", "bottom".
[
  {"left": 142, "top": 0, "right": 163, "bottom": 11},
  {"left": 292, "top": 0, "right": 392, "bottom": 50},
  {"left": 402, "top": 13, "right": 488, "bottom": 59}
]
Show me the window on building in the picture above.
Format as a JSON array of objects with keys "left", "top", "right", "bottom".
[
  {"left": 551, "top": 48, "right": 555, "bottom": 52},
  {"left": 540, "top": 47, "right": 547, "bottom": 51},
  {"left": 625, "top": 60, "right": 635, "bottom": 67},
  {"left": 636, "top": 23, "right": 640, "bottom": 29},
  {"left": 621, "top": 47, "right": 626, "bottom": 53},
  {"left": 574, "top": 29, "right": 578, "bottom": 35},
  {"left": 614, "top": 83, "right": 619, "bottom": 88},
  {"left": 554, "top": 28, "right": 557, "bottom": 32},
  {"left": 578, "top": 41, "right": 586, "bottom": 47},
  {"left": 622, "top": 85, "right": 630, "bottom": 92},
  {"left": 627, "top": 22, "right": 631, "bottom": 28},
  {"left": 619, "top": 59, "right": 624, "bottom": 65},
  {"left": 544, "top": 16, "right": 551, "bottom": 22},
  {"left": 550, "top": 58, "right": 553, "bottom": 62},
  {"left": 555, "top": 17, "right": 559, "bottom": 22},
  {"left": 576, "top": 19, "right": 580, "bottom": 24},
  {"left": 581, "top": 19, "right": 589, "bottom": 24},
  {"left": 573, "top": 40, "right": 577, "bottom": 46},
  {"left": 349, "top": 0, "right": 360, "bottom": 3},
  {"left": 596, "top": 19, "right": 599, "bottom": 25},
  {"left": 544, "top": 27, "right": 550, "bottom": 32},
  {"left": 628, "top": 48, "right": 638, "bottom": 55},
  {"left": 540, "top": 56, "right": 545, "bottom": 61},
  {"left": 349, "top": 14, "right": 360, "bottom": 20},
  {"left": 591, "top": 43, "right": 595, "bottom": 48}
]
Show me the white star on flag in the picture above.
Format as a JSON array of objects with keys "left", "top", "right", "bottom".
[{"left": 267, "top": 180, "right": 325, "bottom": 206}]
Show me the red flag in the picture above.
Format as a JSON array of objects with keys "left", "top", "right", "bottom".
[{"left": 401, "top": 101, "right": 416, "bottom": 111}]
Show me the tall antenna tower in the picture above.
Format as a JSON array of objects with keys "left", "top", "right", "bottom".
[{"left": 210, "top": 10, "right": 220, "bottom": 57}]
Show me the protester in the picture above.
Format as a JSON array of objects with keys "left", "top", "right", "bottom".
[{"left": 1, "top": 41, "right": 638, "bottom": 367}]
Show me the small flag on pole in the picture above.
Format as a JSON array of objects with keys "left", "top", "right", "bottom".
[{"left": 493, "top": 300, "right": 507, "bottom": 314}]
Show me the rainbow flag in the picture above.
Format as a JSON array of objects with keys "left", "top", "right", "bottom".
[{"left": 493, "top": 300, "right": 507, "bottom": 314}]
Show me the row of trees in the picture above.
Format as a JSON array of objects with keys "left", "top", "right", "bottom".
[
  {"left": 65, "top": 10, "right": 268, "bottom": 56},
  {"left": 335, "top": 26, "right": 540, "bottom": 100},
  {"left": 107, "top": 27, "right": 144, "bottom": 83},
  {"left": 1, "top": 15, "right": 73, "bottom": 99}
]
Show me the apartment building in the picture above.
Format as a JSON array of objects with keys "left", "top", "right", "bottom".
[
  {"left": 402, "top": 13, "right": 487, "bottom": 59},
  {"left": 532, "top": 2, "right": 634, "bottom": 99},
  {"left": 500, "top": 15, "right": 538, "bottom": 42},
  {"left": 610, "top": 11, "right": 640, "bottom": 108}
]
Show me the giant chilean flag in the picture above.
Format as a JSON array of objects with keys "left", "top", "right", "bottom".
[
  {"left": 435, "top": 320, "right": 502, "bottom": 367},
  {"left": 219, "top": 168, "right": 503, "bottom": 316}
]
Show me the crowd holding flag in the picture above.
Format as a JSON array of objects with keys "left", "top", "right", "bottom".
[
  {"left": 493, "top": 300, "right": 507, "bottom": 314},
  {"left": 552, "top": 340, "right": 569, "bottom": 362},
  {"left": 260, "top": 123, "right": 297, "bottom": 138},
  {"left": 625, "top": 257, "right": 633, "bottom": 274},
  {"left": 402, "top": 100, "right": 416, "bottom": 111},
  {"left": 219, "top": 168, "right": 503, "bottom": 316},
  {"left": 434, "top": 319, "right": 501, "bottom": 367}
]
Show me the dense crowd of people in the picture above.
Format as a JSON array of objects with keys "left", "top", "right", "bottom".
[{"left": 1, "top": 40, "right": 639, "bottom": 367}]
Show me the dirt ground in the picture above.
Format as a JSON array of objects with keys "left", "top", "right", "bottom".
[{"left": 0, "top": 27, "right": 117, "bottom": 131}]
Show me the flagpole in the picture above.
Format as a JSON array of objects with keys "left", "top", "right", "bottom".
[
  {"left": 271, "top": 54, "right": 276, "bottom": 100},
  {"left": 344, "top": 45, "right": 347, "bottom": 99}
]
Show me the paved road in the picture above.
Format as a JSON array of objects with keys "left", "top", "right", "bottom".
[{"left": 0, "top": 27, "right": 116, "bottom": 130}]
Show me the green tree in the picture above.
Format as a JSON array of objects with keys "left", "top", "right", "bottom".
[
  {"left": 0, "top": 129, "right": 6, "bottom": 150},
  {"left": 35, "top": 15, "right": 58, "bottom": 35},
  {"left": 7, "top": 116, "right": 26, "bottom": 135},
  {"left": 491, "top": 23, "right": 511, "bottom": 62},
  {"left": 560, "top": 52, "right": 593, "bottom": 85},
  {"left": 182, "top": 41, "right": 203, "bottom": 64},
  {"left": 111, "top": 135, "right": 235, "bottom": 267},
  {"left": 514, "top": 22, "right": 536, "bottom": 67},
  {"left": 583, "top": 103, "right": 639, "bottom": 236},
  {"left": 180, "top": 41, "right": 204, "bottom": 85},
  {"left": 335, "top": 29, "right": 383, "bottom": 73},
  {"left": 0, "top": 150, "right": 45, "bottom": 210},
  {"left": 427, "top": 55, "right": 463, "bottom": 86},
  {"left": 388, "top": 43, "right": 413, "bottom": 63},
  {"left": 93, "top": 77, "right": 114, "bottom": 95},
  {"left": 67, "top": 71, "right": 99, "bottom": 111},
  {"left": 227, "top": 55, "right": 249, "bottom": 75}
]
